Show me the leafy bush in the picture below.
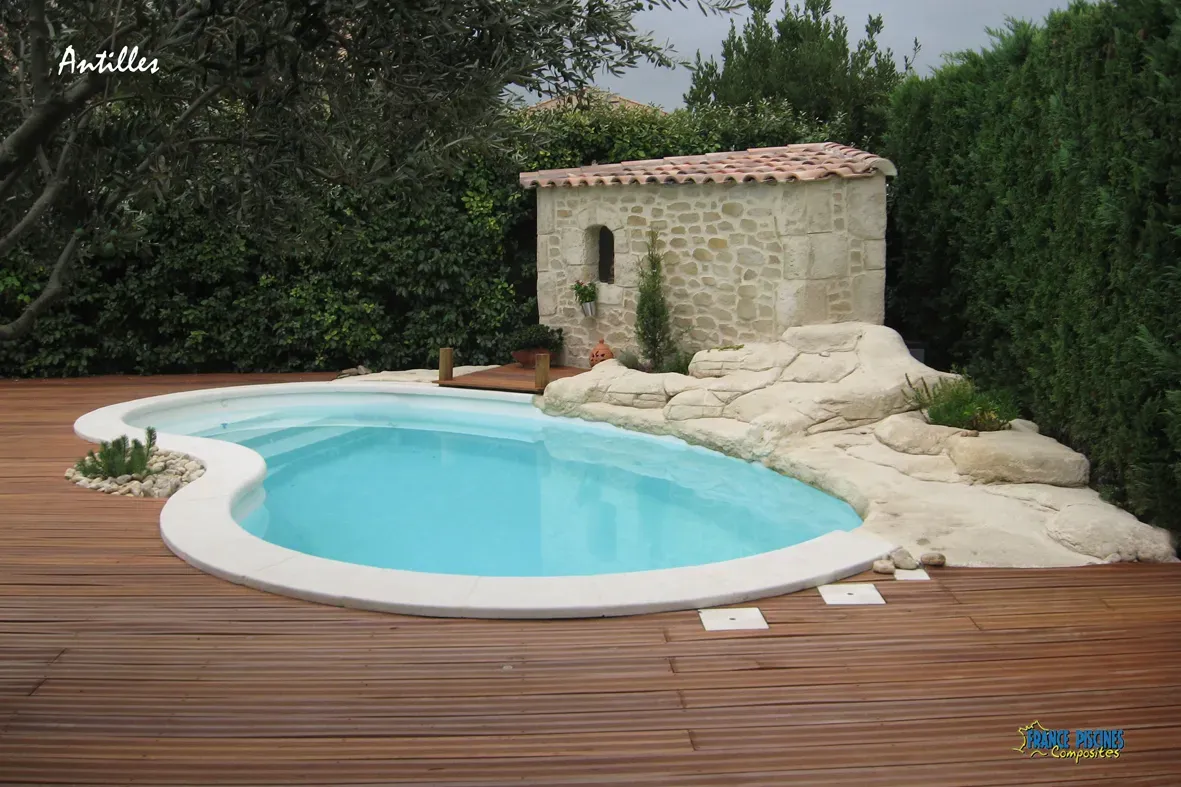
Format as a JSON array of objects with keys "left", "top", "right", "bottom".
[
  {"left": 1, "top": 96, "right": 833, "bottom": 379},
  {"left": 886, "top": 2, "right": 1181, "bottom": 535},
  {"left": 75, "top": 428, "right": 158, "bottom": 479},
  {"left": 507, "top": 324, "right": 563, "bottom": 353},
  {"left": 904, "top": 375, "right": 1017, "bottom": 432}
]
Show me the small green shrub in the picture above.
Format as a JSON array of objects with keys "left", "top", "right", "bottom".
[
  {"left": 904, "top": 375, "right": 1018, "bottom": 432},
  {"left": 635, "top": 231, "right": 675, "bottom": 371},
  {"left": 656, "top": 348, "right": 695, "bottom": 376},
  {"left": 507, "top": 324, "right": 563, "bottom": 353},
  {"left": 615, "top": 349, "right": 641, "bottom": 370},
  {"left": 75, "top": 428, "right": 158, "bottom": 479}
]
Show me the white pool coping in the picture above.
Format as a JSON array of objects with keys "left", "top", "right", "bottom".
[{"left": 74, "top": 381, "right": 895, "bottom": 619}]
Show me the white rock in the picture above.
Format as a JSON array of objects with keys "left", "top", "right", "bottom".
[
  {"left": 920, "top": 552, "right": 946, "bottom": 567},
  {"left": 533, "top": 322, "right": 1168, "bottom": 570},
  {"left": 1046, "top": 505, "right": 1175, "bottom": 563},
  {"left": 889, "top": 547, "right": 920, "bottom": 570},
  {"left": 780, "top": 323, "right": 865, "bottom": 353},
  {"left": 873, "top": 411, "right": 974, "bottom": 456},
  {"left": 778, "top": 352, "right": 859, "bottom": 383},
  {"left": 1008, "top": 419, "right": 1039, "bottom": 434},
  {"left": 115, "top": 474, "right": 132, "bottom": 484},
  {"left": 688, "top": 343, "right": 799, "bottom": 378},
  {"left": 872, "top": 559, "right": 896, "bottom": 574},
  {"left": 947, "top": 431, "right": 1089, "bottom": 486}
]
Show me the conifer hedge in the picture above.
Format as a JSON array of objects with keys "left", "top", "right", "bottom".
[{"left": 885, "top": 0, "right": 1181, "bottom": 534}]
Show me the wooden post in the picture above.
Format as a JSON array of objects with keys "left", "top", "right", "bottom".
[
  {"left": 439, "top": 347, "right": 454, "bottom": 382},
  {"left": 534, "top": 352, "right": 550, "bottom": 391}
]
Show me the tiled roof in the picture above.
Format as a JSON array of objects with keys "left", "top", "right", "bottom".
[{"left": 519, "top": 143, "right": 896, "bottom": 189}]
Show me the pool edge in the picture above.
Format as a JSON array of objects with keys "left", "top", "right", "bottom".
[{"left": 74, "top": 381, "right": 895, "bottom": 619}]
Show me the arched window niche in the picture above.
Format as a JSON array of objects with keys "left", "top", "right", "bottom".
[{"left": 588, "top": 225, "right": 614, "bottom": 284}]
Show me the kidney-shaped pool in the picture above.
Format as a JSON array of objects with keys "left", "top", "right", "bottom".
[{"left": 75, "top": 382, "right": 892, "bottom": 617}]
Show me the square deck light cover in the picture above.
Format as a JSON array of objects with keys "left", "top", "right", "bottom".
[
  {"left": 698, "top": 607, "right": 769, "bottom": 631},
  {"left": 894, "top": 568, "right": 930, "bottom": 581},
  {"left": 817, "top": 583, "right": 885, "bottom": 605}
]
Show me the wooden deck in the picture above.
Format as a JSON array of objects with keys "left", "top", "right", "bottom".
[
  {"left": 437, "top": 362, "right": 586, "bottom": 394},
  {"left": 1, "top": 373, "right": 1180, "bottom": 785}
]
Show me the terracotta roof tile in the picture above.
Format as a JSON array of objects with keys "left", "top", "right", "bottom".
[{"left": 519, "top": 143, "right": 896, "bottom": 189}]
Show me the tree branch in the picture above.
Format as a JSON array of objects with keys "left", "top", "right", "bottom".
[
  {"left": 28, "top": 0, "right": 51, "bottom": 105},
  {"left": 0, "top": 117, "right": 86, "bottom": 260},
  {"left": 0, "top": 159, "right": 31, "bottom": 206},
  {"left": 0, "top": 233, "right": 80, "bottom": 342}
]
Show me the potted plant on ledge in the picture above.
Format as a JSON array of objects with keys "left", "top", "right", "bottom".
[
  {"left": 572, "top": 280, "right": 598, "bottom": 317},
  {"left": 508, "top": 324, "right": 564, "bottom": 369}
]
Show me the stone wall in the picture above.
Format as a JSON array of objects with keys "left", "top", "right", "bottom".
[{"left": 534, "top": 176, "right": 887, "bottom": 368}]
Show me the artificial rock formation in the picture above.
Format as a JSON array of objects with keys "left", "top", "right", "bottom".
[{"left": 539, "top": 322, "right": 1176, "bottom": 567}]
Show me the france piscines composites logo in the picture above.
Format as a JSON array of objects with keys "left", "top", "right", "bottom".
[{"left": 1014, "top": 721, "right": 1125, "bottom": 762}]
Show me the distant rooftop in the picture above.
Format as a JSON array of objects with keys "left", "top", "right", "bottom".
[
  {"left": 520, "top": 143, "right": 896, "bottom": 189},
  {"left": 526, "top": 89, "right": 666, "bottom": 115}
]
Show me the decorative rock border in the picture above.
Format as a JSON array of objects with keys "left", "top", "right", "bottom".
[
  {"left": 65, "top": 449, "right": 204, "bottom": 498},
  {"left": 540, "top": 322, "right": 1178, "bottom": 567}
]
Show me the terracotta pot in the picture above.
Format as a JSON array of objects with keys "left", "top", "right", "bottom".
[
  {"left": 590, "top": 338, "right": 614, "bottom": 367},
  {"left": 511, "top": 348, "right": 550, "bottom": 369}
]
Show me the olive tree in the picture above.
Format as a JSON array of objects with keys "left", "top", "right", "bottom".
[{"left": 0, "top": 0, "right": 736, "bottom": 341}]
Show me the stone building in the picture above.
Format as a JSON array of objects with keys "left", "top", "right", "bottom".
[{"left": 519, "top": 143, "right": 895, "bottom": 367}]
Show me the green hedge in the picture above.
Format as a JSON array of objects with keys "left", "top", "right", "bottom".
[
  {"left": 0, "top": 99, "right": 829, "bottom": 377},
  {"left": 885, "top": 0, "right": 1181, "bottom": 534}
]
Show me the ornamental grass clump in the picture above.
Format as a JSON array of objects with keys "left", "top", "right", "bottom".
[
  {"left": 904, "top": 374, "right": 1019, "bottom": 432},
  {"left": 75, "top": 427, "right": 158, "bottom": 479}
]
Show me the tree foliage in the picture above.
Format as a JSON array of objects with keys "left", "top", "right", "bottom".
[
  {"left": 0, "top": 96, "right": 835, "bottom": 376},
  {"left": 0, "top": 0, "right": 738, "bottom": 342},
  {"left": 685, "top": 0, "right": 917, "bottom": 148},
  {"left": 885, "top": 1, "right": 1181, "bottom": 536}
]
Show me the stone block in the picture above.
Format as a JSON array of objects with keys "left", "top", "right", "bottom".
[
  {"left": 775, "top": 280, "right": 828, "bottom": 329},
  {"left": 537, "top": 273, "right": 559, "bottom": 317},
  {"left": 809, "top": 233, "right": 849, "bottom": 279},
  {"left": 851, "top": 268, "right": 885, "bottom": 324},
  {"left": 537, "top": 190, "right": 556, "bottom": 234},
  {"left": 597, "top": 283, "right": 624, "bottom": 306},
  {"left": 781, "top": 236, "right": 810, "bottom": 279},
  {"left": 847, "top": 176, "right": 887, "bottom": 239},
  {"left": 805, "top": 181, "right": 834, "bottom": 234},
  {"left": 778, "top": 187, "right": 808, "bottom": 235},
  {"left": 864, "top": 238, "right": 886, "bottom": 271}
]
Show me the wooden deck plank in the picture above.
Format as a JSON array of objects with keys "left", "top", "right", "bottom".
[
  {"left": 0, "top": 373, "right": 1179, "bottom": 785},
  {"left": 436, "top": 362, "right": 585, "bottom": 394}
]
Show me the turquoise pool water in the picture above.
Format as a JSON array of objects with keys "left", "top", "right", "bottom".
[{"left": 150, "top": 394, "right": 860, "bottom": 576}]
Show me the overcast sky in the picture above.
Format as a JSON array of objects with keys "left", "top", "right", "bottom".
[{"left": 588, "top": 0, "right": 1072, "bottom": 110}]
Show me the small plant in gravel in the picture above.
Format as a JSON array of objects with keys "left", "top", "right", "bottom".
[{"left": 75, "top": 428, "right": 158, "bottom": 479}]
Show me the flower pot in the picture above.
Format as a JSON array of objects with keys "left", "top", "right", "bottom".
[
  {"left": 511, "top": 348, "right": 550, "bottom": 369},
  {"left": 580, "top": 302, "right": 596, "bottom": 318}
]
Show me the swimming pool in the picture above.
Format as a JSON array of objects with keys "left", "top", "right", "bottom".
[{"left": 75, "top": 382, "right": 893, "bottom": 617}]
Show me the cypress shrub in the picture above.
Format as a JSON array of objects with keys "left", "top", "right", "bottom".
[{"left": 885, "top": 0, "right": 1181, "bottom": 536}]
